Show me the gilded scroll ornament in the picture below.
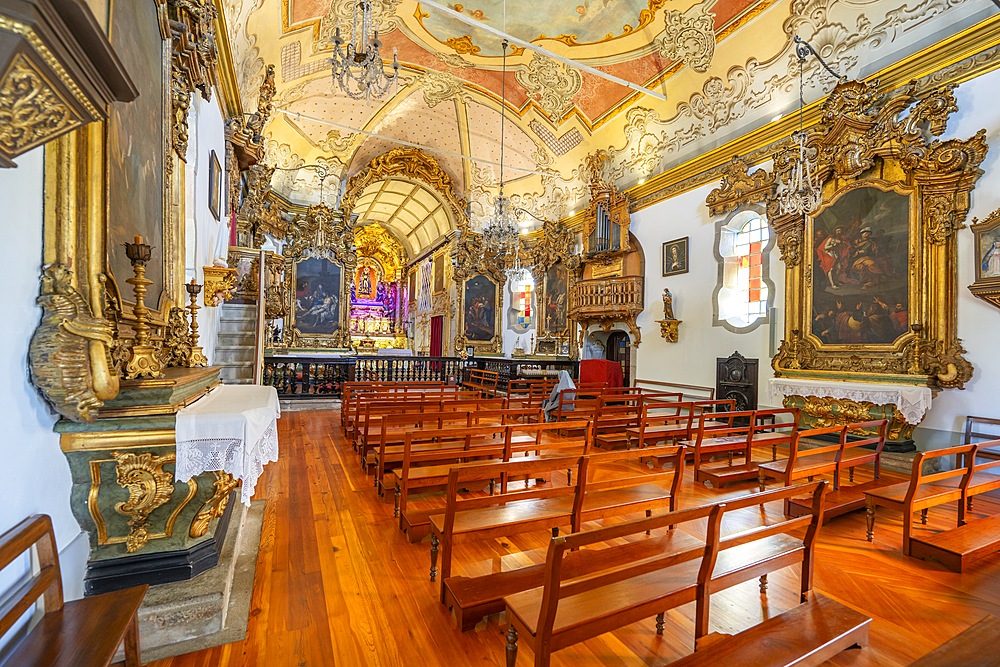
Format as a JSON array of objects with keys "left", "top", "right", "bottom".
[
  {"left": 0, "top": 54, "right": 78, "bottom": 154},
  {"left": 161, "top": 306, "right": 193, "bottom": 367},
  {"left": 202, "top": 265, "right": 238, "bottom": 306},
  {"left": 783, "top": 395, "right": 915, "bottom": 442},
  {"left": 706, "top": 155, "right": 775, "bottom": 217},
  {"left": 113, "top": 451, "right": 175, "bottom": 553},
  {"left": 757, "top": 80, "right": 986, "bottom": 389},
  {"left": 170, "top": 61, "right": 192, "bottom": 159},
  {"left": 29, "top": 264, "right": 116, "bottom": 423},
  {"left": 190, "top": 471, "right": 238, "bottom": 538}
]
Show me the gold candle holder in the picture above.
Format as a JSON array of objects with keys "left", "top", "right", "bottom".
[
  {"left": 123, "top": 235, "right": 164, "bottom": 379},
  {"left": 185, "top": 280, "right": 209, "bottom": 367}
]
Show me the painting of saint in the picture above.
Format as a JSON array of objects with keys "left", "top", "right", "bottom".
[
  {"left": 810, "top": 187, "right": 909, "bottom": 345},
  {"left": 295, "top": 258, "right": 342, "bottom": 335},
  {"left": 108, "top": 0, "right": 166, "bottom": 309},
  {"left": 463, "top": 275, "right": 496, "bottom": 342},
  {"left": 544, "top": 265, "right": 567, "bottom": 333},
  {"left": 981, "top": 237, "right": 1000, "bottom": 278}
]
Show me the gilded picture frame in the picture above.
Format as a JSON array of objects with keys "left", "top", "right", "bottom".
[
  {"left": 968, "top": 206, "right": 1000, "bottom": 310},
  {"left": 763, "top": 81, "right": 985, "bottom": 390},
  {"left": 208, "top": 149, "right": 222, "bottom": 221},
  {"left": 456, "top": 274, "right": 502, "bottom": 354},
  {"left": 535, "top": 262, "right": 574, "bottom": 355}
]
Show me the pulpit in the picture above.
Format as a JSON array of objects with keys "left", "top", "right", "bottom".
[{"left": 768, "top": 378, "right": 932, "bottom": 451}]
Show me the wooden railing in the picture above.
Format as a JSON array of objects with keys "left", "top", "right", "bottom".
[
  {"left": 263, "top": 355, "right": 355, "bottom": 398},
  {"left": 569, "top": 276, "right": 644, "bottom": 315},
  {"left": 355, "top": 356, "right": 467, "bottom": 384}
]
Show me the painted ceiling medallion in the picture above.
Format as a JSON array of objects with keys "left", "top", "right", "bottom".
[{"left": 515, "top": 53, "right": 583, "bottom": 121}]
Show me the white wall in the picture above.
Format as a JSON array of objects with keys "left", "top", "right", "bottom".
[
  {"left": 632, "top": 67, "right": 1000, "bottom": 437},
  {"left": 0, "top": 148, "right": 88, "bottom": 626},
  {"left": 632, "top": 182, "right": 784, "bottom": 403},
  {"left": 184, "top": 93, "right": 229, "bottom": 365}
]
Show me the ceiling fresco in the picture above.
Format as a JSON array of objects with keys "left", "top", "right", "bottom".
[{"left": 224, "top": 0, "right": 996, "bottom": 253}]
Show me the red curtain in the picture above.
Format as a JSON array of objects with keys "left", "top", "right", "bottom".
[{"left": 430, "top": 316, "right": 443, "bottom": 357}]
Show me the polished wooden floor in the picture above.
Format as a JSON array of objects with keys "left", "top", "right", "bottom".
[{"left": 150, "top": 410, "right": 1000, "bottom": 666}]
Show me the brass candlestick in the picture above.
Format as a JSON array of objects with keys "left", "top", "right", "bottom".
[
  {"left": 123, "top": 236, "right": 164, "bottom": 379},
  {"left": 185, "top": 280, "right": 209, "bottom": 367}
]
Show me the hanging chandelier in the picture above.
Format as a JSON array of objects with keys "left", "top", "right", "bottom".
[
  {"left": 330, "top": 0, "right": 400, "bottom": 102},
  {"left": 480, "top": 39, "right": 525, "bottom": 282},
  {"left": 775, "top": 36, "right": 841, "bottom": 217}
]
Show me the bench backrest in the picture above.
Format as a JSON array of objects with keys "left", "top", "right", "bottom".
[
  {"left": 783, "top": 425, "right": 845, "bottom": 472},
  {"left": 0, "top": 515, "right": 62, "bottom": 640},
  {"left": 970, "top": 440, "right": 1000, "bottom": 480},
  {"left": 693, "top": 410, "right": 756, "bottom": 444},
  {"left": 633, "top": 379, "right": 715, "bottom": 401},
  {"left": 964, "top": 415, "right": 1000, "bottom": 444},
  {"left": 691, "top": 399, "right": 737, "bottom": 414},
  {"left": 905, "top": 444, "right": 976, "bottom": 503}
]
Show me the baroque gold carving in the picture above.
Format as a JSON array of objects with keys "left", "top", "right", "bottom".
[
  {"left": 445, "top": 35, "right": 480, "bottom": 55},
  {"left": 706, "top": 155, "right": 775, "bottom": 217},
  {"left": 0, "top": 53, "right": 78, "bottom": 155},
  {"left": 113, "top": 451, "right": 175, "bottom": 553},
  {"left": 190, "top": 471, "right": 238, "bottom": 538},
  {"left": 782, "top": 395, "right": 915, "bottom": 442},
  {"left": 761, "top": 81, "right": 986, "bottom": 390},
  {"left": 28, "top": 264, "right": 116, "bottom": 423},
  {"left": 203, "top": 265, "right": 238, "bottom": 306},
  {"left": 657, "top": 319, "right": 681, "bottom": 343},
  {"left": 227, "top": 64, "right": 276, "bottom": 170},
  {"left": 161, "top": 306, "right": 193, "bottom": 367}
]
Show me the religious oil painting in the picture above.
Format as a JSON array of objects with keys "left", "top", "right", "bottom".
[
  {"left": 294, "top": 258, "right": 342, "bottom": 335},
  {"left": 433, "top": 253, "right": 445, "bottom": 293},
  {"left": 662, "top": 237, "right": 689, "bottom": 276},
  {"left": 463, "top": 274, "right": 497, "bottom": 342},
  {"left": 810, "top": 186, "right": 910, "bottom": 346},
  {"left": 108, "top": 0, "right": 167, "bottom": 310},
  {"left": 208, "top": 150, "right": 222, "bottom": 220},
  {"left": 543, "top": 265, "right": 568, "bottom": 333}
]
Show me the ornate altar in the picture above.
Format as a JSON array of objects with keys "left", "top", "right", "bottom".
[
  {"left": 524, "top": 220, "right": 581, "bottom": 358},
  {"left": 710, "top": 80, "right": 986, "bottom": 444},
  {"left": 348, "top": 224, "right": 406, "bottom": 351}
]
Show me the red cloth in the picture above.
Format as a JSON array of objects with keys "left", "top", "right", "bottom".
[{"left": 579, "top": 359, "right": 623, "bottom": 388}]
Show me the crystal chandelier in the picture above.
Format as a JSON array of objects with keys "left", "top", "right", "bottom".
[
  {"left": 330, "top": 0, "right": 400, "bottom": 102},
  {"left": 775, "top": 36, "right": 840, "bottom": 217},
  {"left": 480, "top": 40, "right": 525, "bottom": 282}
]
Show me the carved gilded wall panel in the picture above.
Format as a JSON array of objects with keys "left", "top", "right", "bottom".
[{"left": 761, "top": 81, "right": 986, "bottom": 390}]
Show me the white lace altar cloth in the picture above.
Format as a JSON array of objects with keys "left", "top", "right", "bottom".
[
  {"left": 175, "top": 385, "right": 280, "bottom": 505},
  {"left": 768, "top": 378, "right": 932, "bottom": 425}
]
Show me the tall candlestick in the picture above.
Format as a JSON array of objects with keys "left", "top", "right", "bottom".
[
  {"left": 122, "top": 240, "right": 164, "bottom": 379},
  {"left": 185, "top": 280, "right": 208, "bottom": 367}
]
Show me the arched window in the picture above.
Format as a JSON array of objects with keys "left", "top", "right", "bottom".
[{"left": 713, "top": 206, "right": 774, "bottom": 333}]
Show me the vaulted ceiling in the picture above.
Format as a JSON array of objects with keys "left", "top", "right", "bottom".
[{"left": 222, "top": 0, "right": 994, "bottom": 255}]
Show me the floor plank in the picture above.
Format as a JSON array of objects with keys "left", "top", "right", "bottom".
[{"left": 148, "top": 409, "right": 1000, "bottom": 666}]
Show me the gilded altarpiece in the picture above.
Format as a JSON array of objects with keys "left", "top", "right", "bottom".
[
  {"left": 525, "top": 220, "right": 581, "bottom": 357},
  {"left": 711, "top": 82, "right": 986, "bottom": 441}
]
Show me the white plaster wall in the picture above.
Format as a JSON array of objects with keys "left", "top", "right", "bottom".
[
  {"left": 631, "top": 182, "right": 784, "bottom": 406},
  {"left": 0, "top": 148, "right": 88, "bottom": 632},
  {"left": 184, "top": 93, "right": 228, "bottom": 365}
]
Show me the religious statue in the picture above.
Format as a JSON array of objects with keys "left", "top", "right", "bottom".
[{"left": 662, "top": 287, "right": 675, "bottom": 320}]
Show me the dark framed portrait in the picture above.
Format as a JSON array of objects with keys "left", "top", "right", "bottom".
[
  {"left": 208, "top": 149, "right": 222, "bottom": 221},
  {"left": 809, "top": 185, "right": 910, "bottom": 346},
  {"left": 293, "top": 257, "right": 342, "bottom": 335},
  {"left": 662, "top": 237, "right": 689, "bottom": 276},
  {"left": 462, "top": 274, "right": 498, "bottom": 342}
]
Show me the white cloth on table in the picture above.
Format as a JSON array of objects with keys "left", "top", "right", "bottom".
[
  {"left": 767, "top": 378, "right": 932, "bottom": 424},
  {"left": 175, "top": 385, "right": 281, "bottom": 505}
]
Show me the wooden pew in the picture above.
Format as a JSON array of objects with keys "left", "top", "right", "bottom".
[
  {"left": 439, "top": 445, "right": 685, "bottom": 631},
  {"left": 463, "top": 368, "right": 500, "bottom": 397},
  {"left": 757, "top": 424, "right": 844, "bottom": 493},
  {"left": 667, "top": 594, "right": 870, "bottom": 667},
  {"left": 340, "top": 381, "right": 444, "bottom": 430},
  {"left": 862, "top": 444, "right": 974, "bottom": 552},
  {"left": 592, "top": 396, "right": 643, "bottom": 449},
  {"left": 749, "top": 408, "right": 799, "bottom": 461},
  {"left": 633, "top": 379, "right": 715, "bottom": 401},
  {"left": 428, "top": 456, "right": 585, "bottom": 583},
  {"left": 355, "top": 393, "right": 495, "bottom": 451},
  {"left": 396, "top": 420, "right": 592, "bottom": 542},
  {"left": 908, "top": 443, "right": 1000, "bottom": 571},
  {"left": 502, "top": 482, "right": 829, "bottom": 666},
  {"left": 682, "top": 409, "right": 757, "bottom": 486},
  {"left": 343, "top": 383, "right": 456, "bottom": 438},
  {"left": 626, "top": 401, "right": 694, "bottom": 449},
  {"left": 0, "top": 514, "right": 148, "bottom": 667},
  {"left": 507, "top": 379, "right": 558, "bottom": 411}
]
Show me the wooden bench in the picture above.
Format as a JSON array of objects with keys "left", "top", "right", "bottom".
[
  {"left": 439, "top": 445, "right": 686, "bottom": 630},
  {"left": 395, "top": 420, "right": 590, "bottom": 541},
  {"left": 0, "top": 514, "right": 147, "bottom": 667},
  {"left": 355, "top": 394, "right": 498, "bottom": 452},
  {"left": 340, "top": 381, "right": 444, "bottom": 429},
  {"left": 633, "top": 379, "right": 715, "bottom": 402},
  {"left": 863, "top": 444, "right": 973, "bottom": 552},
  {"left": 507, "top": 379, "right": 558, "bottom": 411},
  {"left": 908, "top": 442, "right": 1000, "bottom": 572},
  {"left": 910, "top": 614, "right": 1000, "bottom": 666},
  {"left": 463, "top": 368, "right": 500, "bottom": 397},
  {"left": 502, "top": 482, "right": 829, "bottom": 666},
  {"left": 626, "top": 401, "right": 694, "bottom": 449},
  {"left": 749, "top": 408, "right": 799, "bottom": 461},
  {"left": 428, "top": 456, "right": 585, "bottom": 584},
  {"left": 344, "top": 384, "right": 459, "bottom": 439},
  {"left": 667, "top": 594, "right": 870, "bottom": 667},
  {"left": 592, "top": 397, "right": 642, "bottom": 449},
  {"left": 682, "top": 410, "right": 758, "bottom": 487}
]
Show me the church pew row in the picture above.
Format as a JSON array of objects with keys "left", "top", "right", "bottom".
[{"left": 502, "top": 483, "right": 855, "bottom": 666}]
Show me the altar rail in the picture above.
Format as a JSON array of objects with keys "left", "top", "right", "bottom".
[{"left": 261, "top": 355, "right": 578, "bottom": 398}]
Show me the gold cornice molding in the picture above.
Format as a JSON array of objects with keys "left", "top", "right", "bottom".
[
  {"left": 61, "top": 429, "right": 177, "bottom": 453},
  {"left": 610, "top": 12, "right": 1000, "bottom": 217},
  {"left": 212, "top": 0, "right": 243, "bottom": 119}
]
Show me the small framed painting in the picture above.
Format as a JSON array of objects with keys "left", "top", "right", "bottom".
[
  {"left": 662, "top": 236, "right": 688, "bottom": 276},
  {"left": 208, "top": 149, "right": 222, "bottom": 221}
]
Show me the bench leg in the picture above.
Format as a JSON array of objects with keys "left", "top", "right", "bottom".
[
  {"left": 920, "top": 508, "right": 928, "bottom": 525},
  {"left": 430, "top": 534, "right": 439, "bottom": 582},
  {"left": 655, "top": 612, "right": 665, "bottom": 635},
  {"left": 865, "top": 501, "right": 876, "bottom": 542},
  {"left": 394, "top": 484, "right": 401, "bottom": 518},
  {"left": 772, "top": 443, "right": 777, "bottom": 461},
  {"left": 505, "top": 625, "right": 519, "bottom": 667},
  {"left": 849, "top": 466, "right": 855, "bottom": 483},
  {"left": 757, "top": 469, "right": 766, "bottom": 493},
  {"left": 124, "top": 611, "right": 141, "bottom": 667},
  {"left": 646, "top": 509, "right": 652, "bottom": 535},
  {"left": 551, "top": 527, "right": 559, "bottom": 537},
  {"left": 759, "top": 574, "right": 768, "bottom": 596}
]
